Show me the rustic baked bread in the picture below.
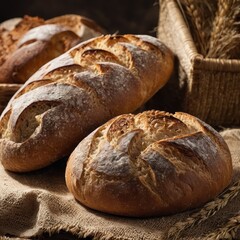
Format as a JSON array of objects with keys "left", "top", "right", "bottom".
[
  {"left": 0, "top": 14, "right": 104, "bottom": 83},
  {"left": 65, "top": 110, "right": 233, "bottom": 217},
  {"left": 0, "top": 34, "right": 174, "bottom": 172},
  {"left": 0, "top": 15, "right": 45, "bottom": 67}
]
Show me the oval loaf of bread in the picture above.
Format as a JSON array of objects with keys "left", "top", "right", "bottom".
[
  {"left": 65, "top": 110, "right": 233, "bottom": 217},
  {"left": 0, "top": 14, "right": 104, "bottom": 83},
  {"left": 0, "top": 34, "right": 174, "bottom": 172},
  {"left": 0, "top": 15, "right": 45, "bottom": 68}
]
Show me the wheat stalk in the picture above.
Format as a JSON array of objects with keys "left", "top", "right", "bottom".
[
  {"left": 166, "top": 179, "right": 240, "bottom": 240},
  {"left": 207, "top": 0, "right": 240, "bottom": 58},
  {"left": 177, "top": 0, "right": 217, "bottom": 56},
  {"left": 177, "top": 0, "right": 240, "bottom": 58},
  {"left": 204, "top": 214, "right": 240, "bottom": 239}
]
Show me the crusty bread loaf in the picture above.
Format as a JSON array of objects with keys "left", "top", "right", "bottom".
[
  {"left": 0, "top": 34, "right": 174, "bottom": 172},
  {"left": 65, "top": 110, "right": 233, "bottom": 217},
  {"left": 0, "top": 15, "right": 45, "bottom": 67},
  {"left": 0, "top": 14, "right": 104, "bottom": 83}
]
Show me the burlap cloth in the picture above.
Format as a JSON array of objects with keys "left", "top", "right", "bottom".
[{"left": 0, "top": 129, "right": 240, "bottom": 240}]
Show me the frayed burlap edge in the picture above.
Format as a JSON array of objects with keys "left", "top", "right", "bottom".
[{"left": 1, "top": 224, "right": 126, "bottom": 240}]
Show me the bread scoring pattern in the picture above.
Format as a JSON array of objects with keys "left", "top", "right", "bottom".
[
  {"left": 0, "top": 34, "right": 174, "bottom": 172},
  {"left": 65, "top": 110, "right": 233, "bottom": 217}
]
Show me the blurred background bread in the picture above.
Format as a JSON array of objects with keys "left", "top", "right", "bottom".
[{"left": 0, "top": 14, "right": 105, "bottom": 84}]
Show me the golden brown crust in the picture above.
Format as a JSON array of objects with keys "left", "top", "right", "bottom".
[
  {"left": 0, "top": 25, "right": 81, "bottom": 83},
  {"left": 65, "top": 110, "right": 233, "bottom": 217},
  {"left": 0, "top": 34, "right": 174, "bottom": 172},
  {"left": 0, "top": 15, "right": 45, "bottom": 67},
  {"left": 0, "top": 14, "right": 104, "bottom": 83}
]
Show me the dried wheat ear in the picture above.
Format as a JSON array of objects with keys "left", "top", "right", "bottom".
[{"left": 178, "top": 0, "right": 240, "bottom": 59}]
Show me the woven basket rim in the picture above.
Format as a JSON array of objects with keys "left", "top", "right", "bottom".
[
  {"left": 193, "top": 56, "right": 240, "bottom": 72},
  {"left": 161, "top": 0, "right": 240, "bottom": 71},
  {"left": 160, "top": 0, "right": 199, "bottom": 60}
]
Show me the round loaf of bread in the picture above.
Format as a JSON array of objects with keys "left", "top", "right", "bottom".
[
  {"left": 65, "top": 110, "right": 233, "bottom": 217},
  {"left": 0, "top": 35, "right": 174, "bottom": 172}
]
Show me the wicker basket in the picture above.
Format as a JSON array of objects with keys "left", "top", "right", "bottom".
[
  {"left": 0, "top": 84, "right": 21, "bottom": 114},
  {"left": 157, "top": 0, "right": 240, "bottom": 127}
]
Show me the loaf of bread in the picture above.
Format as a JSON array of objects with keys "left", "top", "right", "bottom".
[
  {"left": 0, "top": 14, "right": 104, "bottom": 83},
  {"left": 0, "top": 16, "right": 46, "bottom": 67},
  {"left": 65, "top": 110, "right": 233, "bottom": 217},
  {"left": 0, "top": 34, "right": 174, "bottom": 172}
]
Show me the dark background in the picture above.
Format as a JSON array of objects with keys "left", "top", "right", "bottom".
[{"left": 0, "top": 0, "right": 159, "bottom": 36}]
